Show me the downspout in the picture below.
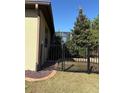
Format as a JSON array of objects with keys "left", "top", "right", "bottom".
[{"left": 35, "top": 4, "right": 40, "bottom": 71}]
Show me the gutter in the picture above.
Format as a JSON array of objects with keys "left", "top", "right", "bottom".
[{"left": 25, "top": 0, "right": 51, "bottom": 5}]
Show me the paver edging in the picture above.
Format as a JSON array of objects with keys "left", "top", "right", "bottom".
[{"left": 25, "top": 70, "right": 57, "bottom": 82}]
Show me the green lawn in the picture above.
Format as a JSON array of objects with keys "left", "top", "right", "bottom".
[{"left": 25, "top": 71, "right": 98, "bottom": 93}]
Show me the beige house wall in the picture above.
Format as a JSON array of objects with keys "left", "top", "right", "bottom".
[
  {"left": 44, "top": 28, "right": 51, "bottom": 61},
  {"left": 25, "top": 9, "right": 51, "bottom": 71},
  {"left": 25, "top": 9, "right": 39, "bottom": 71},
  {"left": 39, "top": 11, "right": 51, "bottom": 64},
  {"left": 39, "top": 11, "right": 45, "bottom": 65}
]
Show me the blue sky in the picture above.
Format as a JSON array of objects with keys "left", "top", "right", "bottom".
[{"left": 51, "top": 0, "right": 99, "bottom": 32}]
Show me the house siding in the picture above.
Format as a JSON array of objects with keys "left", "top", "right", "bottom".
[
  {"left": 39, "top": 10, "right": 51, "bottom": 65},
  {"left": 25, "top": 9, "right": 51, "bottom": 71},
  {"left": 25, "top": 9, "right": 39, "bottom": 71}
]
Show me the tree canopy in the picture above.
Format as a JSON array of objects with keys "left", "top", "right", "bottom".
[{"left": 65, "top": 8, "right": 99, "bottom": 56}]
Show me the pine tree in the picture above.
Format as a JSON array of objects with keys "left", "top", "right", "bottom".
[
  {"left": 65, "top": 8, "right": 90, "bottom": 56},
  {"left": 92, "top": 15, "right": 99, "bottom": 30},
  {"left": 66, "top": 8, "right": 99, "bottom": 56},
  {"left": 72, "top": 8, "right": 90, "bottom": 47},
  {"left": 90, "top": 15, "right": 99, "bottom": 48}
]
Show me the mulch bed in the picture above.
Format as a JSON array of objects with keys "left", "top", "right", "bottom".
[{"left": 25, "top": 70, "right": 53, "bottom": 79}]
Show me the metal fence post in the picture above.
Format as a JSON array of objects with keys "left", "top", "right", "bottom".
[
  {"left": 87, "top": 46, "right": 90, "bottom": 73},
  {"left": 61, "top": 43, "right": 64, "bottom": 70}
]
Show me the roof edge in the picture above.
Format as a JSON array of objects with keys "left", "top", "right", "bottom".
[{"left": 25, "top": 0, "right": 51, "bottom": 5}]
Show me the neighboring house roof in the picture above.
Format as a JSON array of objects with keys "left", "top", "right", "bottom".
[{"left": 25, "top": 0, "right": 55, "bottom": 35}]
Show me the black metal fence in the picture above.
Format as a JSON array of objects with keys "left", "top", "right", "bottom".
[{"left": 48, "top": 44, "right": 99, "bottom": 73}]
